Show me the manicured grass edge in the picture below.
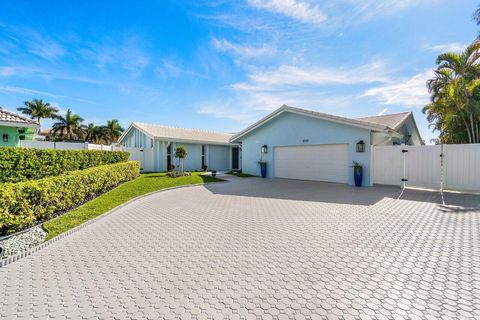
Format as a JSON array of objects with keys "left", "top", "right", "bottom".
[
  {"left": 226, "top": 170, "right": 257, "bottom": 178},
  {"left": 0, "top": 180, "right": 226, "bottom": 268}
]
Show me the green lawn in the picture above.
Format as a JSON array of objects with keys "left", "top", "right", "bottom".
[
  {"left": 226, "top": 170, "right": 256, "bottom": 178},
  {"left": 43, "top": 172, "right": 224, "bottom": 240}
]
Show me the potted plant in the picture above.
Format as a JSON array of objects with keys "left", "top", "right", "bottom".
[
  {"left": 202, "top": 164, "right": 208, "bottom": 172},
  {"left": 175, "top": 145, "right": 188, "bottom": 176},
  {"left": 257, "top": 160, "right": 267, "bottom": 178},
  {"left": 352, "top": 161, "right": 363, "bottom": 187}
]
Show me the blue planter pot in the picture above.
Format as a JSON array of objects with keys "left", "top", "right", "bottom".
[
  {"left": 259, "top": 162, "right": 267, "bottom": 178},
  {"left": 354, "top": 167, "right": 363, "bottom": 187}
]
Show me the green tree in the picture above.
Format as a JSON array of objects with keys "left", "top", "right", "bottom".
[
  {"left": 17, "top": 99, "right": 58, "bottom": 131},
  {"left": 474, "top": 5, "right": 480, "bottom": 33},
  {"left": 101, "top": 119, "right": 124, "bottom": 144},
  {"left": 423, "top": 42, "right": 480, "bottom": 143},
  {"left": 175, "top": 145, "right": 188, "bottom": 175},
  {"left": 52, "top": 109, "right": 84, "bottom": 140},
  {"left": 81, "top": 123, "right": 105, "bottom": 143}
]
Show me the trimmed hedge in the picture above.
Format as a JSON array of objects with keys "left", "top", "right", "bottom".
[
  {"left": 0, "top": 147, "right": 130, "bottom": 183},
  {"left": 0, "top": 161, "right": 140, "bottom": 235}
]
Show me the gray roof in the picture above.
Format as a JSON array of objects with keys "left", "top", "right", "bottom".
[
  {"left": 130, "top": 122, "right": 234, "bottom": 145},
  {"left": 356, "top": 112, "right": 412, "bottom": 131},
  {"left": 0, "top": 108, "right": 38, "bottom": 127}
]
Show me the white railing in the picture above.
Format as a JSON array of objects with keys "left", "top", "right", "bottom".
[{"left": 18, "top": 140, "right": 123, "bottom": 151}]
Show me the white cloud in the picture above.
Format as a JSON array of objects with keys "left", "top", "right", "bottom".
[
  {"left": 344, "top": 0, "right": 436, "bottom": 22},
  {"left": 0, "top": 66, "right": 16, "bottom": 76},
  {"left": 362, "top": 70, "right": 434, "bottom": 107},
  {"left": 212, "top": 38, "right": 276, "bottom": 57},
  {"left": 425, "top": 42, "right": 465, "bottom": 53},
  {"left": 248, "top": 0, "right": 326, "bottom": 24},
  {"left": 377, "top": 107, "right": 388, "bottom": 116},
  {"left": 237, "top": 60, "right": 391, "bottom": 90},
  {"left": 23, "top": 32, "right": 66, "bottom": 61},
  {"left": 198, "top": 60, "right": 391, "bottom": 123},
  {"left": 0, "top": 65, "right": 107, "bottom": 85},
  {"left": 29, "top": 41, "right": 65, "bottom": 61},
  {"left": 0, "top": 85, "right": 60, "bottom": 98},
  {"left": 156, "top": 61, "right": 208, "bottom": 79},
  {"left": 87, "top": 37, "right": 150, "bottom": 77}
]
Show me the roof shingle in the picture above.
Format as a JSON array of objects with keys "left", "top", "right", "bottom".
[
  {"left": 132, "top": 122, "right": 233, "bottom": 144},
  {"left": 357, "top": 112, "right": 411, "bottom": 130},
  {"left": 0, "top": 108, "right": 38, "bottom": 126}
]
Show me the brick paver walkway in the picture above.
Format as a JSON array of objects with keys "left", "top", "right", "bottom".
[{"left": 1, "top": 177, "right": 479, "bottom": 319}]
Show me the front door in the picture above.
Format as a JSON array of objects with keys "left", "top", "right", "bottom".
[
  {"left": 167, "top": 144, "right": 172, "bottom": 171},
  {"left": 232, "top": 147, "right": 239, "bottom": 170}
]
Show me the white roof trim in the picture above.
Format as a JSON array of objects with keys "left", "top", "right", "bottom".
[
  {"left": 157, "top": 137, "right": 238, "bottom": 146},
  {"left": 117, "top": 123, "right": 155, "bottom": 144},
  {"left": 392, "top": 112, "right": 413, "bottom": 130},
  {"left": 118, "top": 122, "right": 236, "bottom": 146},
  {"left": 402, "top": 113, "right": 424, "bottom": 145},
  {"left": 230, "top": 105, "right": 389, "bottom": 142},
  {"left": 0, "top": 120, "right": 38, "bottom": 129}
]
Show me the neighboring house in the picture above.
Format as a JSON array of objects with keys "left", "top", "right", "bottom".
[
  {"left": 0, "top": 108, "right": 38, "bottom": 147},
  {"left": 230, "top": 105, "right": 423, "bottom": 186},
  {"left": 118, "top": 122, "right": 240, "bottom": 172},
  {"left": 358, "top": 112, "right": 423, "bottom": 146}
]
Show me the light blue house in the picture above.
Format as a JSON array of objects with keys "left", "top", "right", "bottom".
[
  {"left": 230, "top": 105, "right": 422, "bottom": 186},
  {"left": 118, "top": 122, "right": 240, "bottom": 172},
  {"left": 120, "top": 105, "right": 421, "bottom": 185}
]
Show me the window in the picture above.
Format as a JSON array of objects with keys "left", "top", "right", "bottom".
[
  {"left": 2, "top": 134, "right": 8, "bottom": 142},
  {"left": 201, "top": 145, "right": 206, "bottom": 167}
]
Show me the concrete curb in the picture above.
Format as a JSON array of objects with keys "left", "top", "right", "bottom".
[{"left": 0, "top": 180, "right": 228, "bottom": 268}]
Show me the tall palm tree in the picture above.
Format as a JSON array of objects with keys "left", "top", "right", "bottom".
[
  {"left": 474, "top": 5, "right": 480, "bottom": 34},
  {"left": 17, "top": 99, "right": 58, "bottom": 131},
  {"left": 51, "top": 109, "right": 84, "bottom": 140},
  {"left": 424, "top": 41, "right": 480, "bottom": 143},
  {"left": 102, "top": 119, "right": 124, "bottom": 144},
  {"left": 80, "top": 123, "right": 104, "bottom": 143}
]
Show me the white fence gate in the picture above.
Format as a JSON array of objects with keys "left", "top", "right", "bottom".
[
  {"left": 372, "top": 144, "right": 480, "bottom": 192},
  {"left": 124, "top": 147, "right": 154, "bottom": 172}
]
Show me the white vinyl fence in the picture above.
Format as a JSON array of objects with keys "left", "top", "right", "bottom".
[
  {"left": 18, "top": 140, "right": 123, "bottom": 151},
  {"left": 372, "top": 144, "right": 480, "bottom": 192}
]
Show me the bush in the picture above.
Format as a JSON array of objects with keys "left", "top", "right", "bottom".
[
  {"left": 0, "top": 148, "right": 130, "bottom": 183},
  {"left": 0, "top": 161, "right": 140, "bottom": 235}
]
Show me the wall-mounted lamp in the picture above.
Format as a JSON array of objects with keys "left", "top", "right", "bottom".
[
  {"left": 2, "top": 134, "right": 8, "bottom": 142},
  {"left": 356, "top": 140, "right": 365, "bottom": 152},
  {"left": 261, "top": 145, "right": 268, "bottom": 154}
]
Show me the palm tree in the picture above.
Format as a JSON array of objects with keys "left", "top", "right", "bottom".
[
  {"left": 102, "top": 119, "right": 124, "bottom": 144},
  {"left": 474, "top": 5, "right": 480, "bottom": 33},
  {"left": 51, "top": 109, "right": 84, "bottom": 140},
  {"left": 424, "top": 42, "right": 480, "bottom": 143},
  {"left": 80, "top": 123, "right": 105, "bottom": 143},
  {"left": 17, "top": 99, "right": 58, "bottom": 131}
]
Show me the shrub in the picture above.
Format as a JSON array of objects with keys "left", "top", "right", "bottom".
[
  {"left": 0, "top": 161, "right": 140, "bottom": 235},
  {"left": 0, "top": 148, "right": 130, "bottom": 183}
]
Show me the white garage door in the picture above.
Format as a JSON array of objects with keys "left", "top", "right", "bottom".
[{"left": 274, "top": 144, "right": 349, "bottom": 183}]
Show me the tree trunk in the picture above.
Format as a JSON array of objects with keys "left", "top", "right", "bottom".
[
  {"left": 461, "top": 116, "right": 473, "bottom": 143},
  {"left": 470, "top": 113, "right": 477, "bottom": 143},
  {"left": 475, "top": 121, "right": 480, "bottom": 142}
]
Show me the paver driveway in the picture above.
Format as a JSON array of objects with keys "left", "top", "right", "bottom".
[{"left": 1, "top": 176, "right": 479, "bottom": 319}]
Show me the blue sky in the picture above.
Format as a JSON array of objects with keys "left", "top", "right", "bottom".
[{"left": 0, "top": 0, "right": 477, "bottom": 143}]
